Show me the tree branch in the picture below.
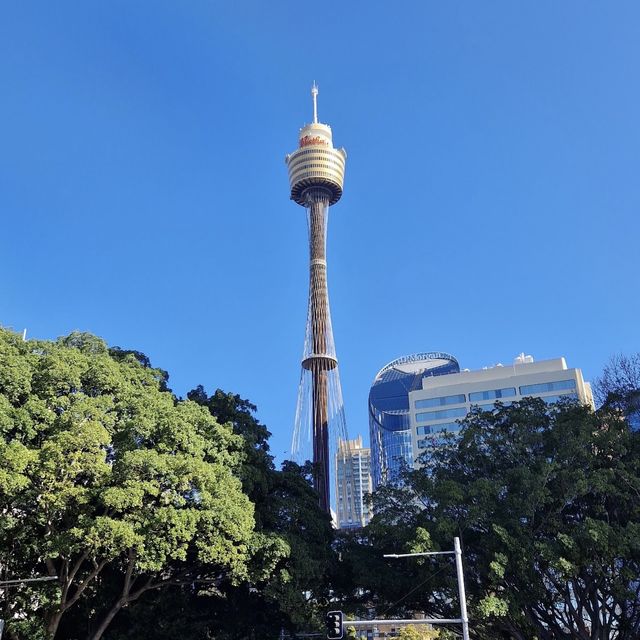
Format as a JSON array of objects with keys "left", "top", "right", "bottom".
[{"left": 62, "top": 557, "right": 108, "bottom": 612}]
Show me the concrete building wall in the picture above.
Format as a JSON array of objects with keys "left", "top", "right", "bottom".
[{"left": 409, "top": 356, "right": 593, "bottom": 467}]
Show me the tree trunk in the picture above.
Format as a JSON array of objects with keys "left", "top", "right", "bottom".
[
  {"left": 88, "top": 553, "right": 142, "bottom": 640},
  {"left": 88, "top": 600, "right": 126, "bottom": 640},
  {"left": 45, "top": 609, "right": 63, "bottom": 640}
]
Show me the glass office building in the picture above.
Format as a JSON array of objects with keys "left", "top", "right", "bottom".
[{"left": 368, "top": 352, "right": 459, "bottom": 488}]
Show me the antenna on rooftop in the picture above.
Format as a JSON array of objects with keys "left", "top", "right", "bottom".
[{"left": 311, "top": 81, "right": 319, "bottom": 123}]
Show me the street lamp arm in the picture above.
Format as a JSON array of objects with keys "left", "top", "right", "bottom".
[
  {"left": 384, "top": 551, "right": 455, "bottom": 558},
  {"left": 382, "top": 537, "right": 469, "bottom": 640},
  {"left": 0, "top": 576, "right": 58, "bottom": 587}
]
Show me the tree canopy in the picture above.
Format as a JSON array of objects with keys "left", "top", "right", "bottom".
[
  {"left": 594, "top": 353, "right": 640, "bottom": 429},
  {"left": 65, "top": 385, "right": 335, "bottom": 640},
  {"left": 183, "top": 387, "right": 336, "bottom": 638},
  {"left": 396, "top": 624, "right": 442, "bottom": 640},
  {"left": 4, "top": 327, "right": 638, "bottom": 640},
  {"left": 0, "top": 329, "right": 283, "bottom": 640},
  {"left": 338, "top": 399, "right": 640, "bottom": 640}
]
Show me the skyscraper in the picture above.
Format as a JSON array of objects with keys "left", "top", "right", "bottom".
[
  {"left": 368, "top": 352, "right": 460, "bottom": 489},
  {"left": 335, "top": 436, "right": 373, "bottom": 529},
  {"left": 287, "top": 85, "right": 348, "bottom": 513}
]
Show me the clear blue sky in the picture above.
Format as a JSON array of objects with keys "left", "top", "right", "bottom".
[{"left": 1, "top": 2, "right": 638, "bottom": 463}]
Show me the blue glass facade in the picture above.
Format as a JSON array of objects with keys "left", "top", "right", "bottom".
[{"left": 368, "top": 352, "right": 459, "bottom": 488}]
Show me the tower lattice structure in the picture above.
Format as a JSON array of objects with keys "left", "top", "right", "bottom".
[{"left": 286, "top": 85, "right": 349, "bottom": 514}]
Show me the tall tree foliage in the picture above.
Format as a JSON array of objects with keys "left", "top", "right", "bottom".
[
  {"left": 594, "top": 353, "right": 640, "bottom": 428},
  {"left": 186, "top": 386, "right": 274, "bottom": 511},
  {"left": 416, "top": 399, "right": 640, "bottom": 639},
  {"left": 0, "top": 329, "right": 281, "bottom": 640},
  {"left": 184, "top": 387, "right": 336, "bottom": 638},
  {"left": 44, "top": 381, "right": 333, "bottom": 639},
  {"left": 593, "top": 353, "right": 640, "bottom": 408},
  {"left": 341, "top": 399, "right": 640, "bottom": 640}
]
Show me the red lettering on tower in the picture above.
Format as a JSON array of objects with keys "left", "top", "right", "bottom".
[{"left": 300, "top": 135, "right": 328, "bottom": 147}]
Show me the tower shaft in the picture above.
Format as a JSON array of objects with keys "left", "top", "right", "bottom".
[
  {"left": 305, "top": 189, "right": 333, "bottom": 511},
  {"left": 312, "top": 369, "right": 330, "bottom": 511},
  {"left": 307, "top": 190, "right": 331, "bottom": 358}
]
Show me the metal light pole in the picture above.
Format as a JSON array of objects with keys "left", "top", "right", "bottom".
[
  {"left": 383, "top": 537, "right": 470, "bottom": 640},
  {"left": 0, "top": 576, "right": 58, "bottom": 587},
  {"left": 453, "top": 538, "right": 470, "bottom": 640}
]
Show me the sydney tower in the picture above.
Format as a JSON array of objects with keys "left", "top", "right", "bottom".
[{"left": 286, "top": 85, "right": 349, "bottom": 514}]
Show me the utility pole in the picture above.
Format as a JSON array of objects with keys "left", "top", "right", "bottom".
[
  {"left": 382, "top": 537, "right": 470, "bottom": 640},
  {"left": 339, "top": 551, "right": 470, "bottom": 637}
]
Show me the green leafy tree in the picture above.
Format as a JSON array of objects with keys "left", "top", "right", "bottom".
[
  {"left": 186, "top": 386, "right": 274, "bottom": 510},
  {"left": 360, "top": 399, "right": 640, "bottom": 639},
  {"left": 396, "top": 624, "right": 440, "bottom": 640},
  {"left": 332, "top": 487, "right": 431, "bottom": 623},
  {"left": 0, "top": 329, "right": 280, "bottom": 640},
  {"left": 338, "top": 399, "right": 640, "bottom": 639},
  {"left": 185, "top": 388, "right": 336, "bottom": 637},
  {"left": 82, "top": 388, "right": 333, "bottom": 640},
  {"left": 259, "top": 460, "right": 335, "bottom": 631}
]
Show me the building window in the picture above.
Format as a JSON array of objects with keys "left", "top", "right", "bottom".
[
  {"left": 415, "top": 407, "right": 467, "bottom": 422},
  {"left": 416, "top": 421, "right": 461, "bottom": 436},
  {"left": 541, "top": 393, "right": 578, "bottom": 404},
  {"left": 472, "top": 401, "right": 513, "bottom": 412},
  {"left": 415, "top": 393, "right": 466, "bottom": 409},
  {"left": 519, "top": 379, "right": 576, "bottom": 395},
  {"left": 468, "top": 387, "right": 516, "bottom": 401}
]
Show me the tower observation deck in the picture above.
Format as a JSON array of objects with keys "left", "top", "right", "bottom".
[{"left": 286, "top": 84, "right": 349, "bottom": 514}]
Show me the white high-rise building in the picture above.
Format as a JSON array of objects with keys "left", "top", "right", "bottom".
[
  {"left": 409, "top": 355, "right": 593, "bottom": 466},
  {"left": 335, "top": 436, "right": 373, "bottom": 529}
]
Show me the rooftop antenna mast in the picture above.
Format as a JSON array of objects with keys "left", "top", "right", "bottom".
[{"left": 312, "top": 81, "right": 319, "bottom": 123}]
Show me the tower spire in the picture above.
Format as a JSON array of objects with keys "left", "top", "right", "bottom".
[{"left": 311, "top": 81, "right": 319, "bottom": 124}]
